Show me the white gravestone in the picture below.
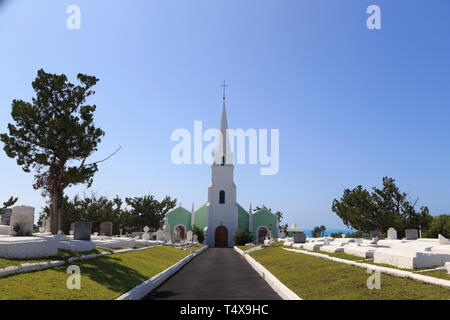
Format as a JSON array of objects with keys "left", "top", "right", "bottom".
[
  {"left": 387, "top": 227, "right": 397, "bottom": 240},
  {"left": 10, "top": 206, "right": 34, "bottom": 236},
  {"left": 43, "top": 217, "right": 51, "bottom": 233},
  {"left": 186, "top": 230, "right": 193, "bottom": 242},
  {"left": 438, "top": 234, "right": 450, "bottom": 245},
  {"left": 156, "top": 229, "right": 164, "bottom": 241},
  {"left": 142, "top": 226, "right": 150, "bottom": 240},
  {"left": 193, "top": 234, "right": 198, "bottom": 243},
  {"left": 165, "top": 230, "right": 172, "bottom": 243}
]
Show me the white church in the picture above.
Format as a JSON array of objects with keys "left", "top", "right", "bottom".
[{"left": 165, "top": 91, "right": 279, "bottom": 247}]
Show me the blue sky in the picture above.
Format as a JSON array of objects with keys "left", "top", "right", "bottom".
[{"left": 0, "top": 0, "right": 449, "bottom": 229}]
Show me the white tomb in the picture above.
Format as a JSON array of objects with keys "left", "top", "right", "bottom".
[{"left": 0, "top": 236, "right": 58, "bottom": 259}]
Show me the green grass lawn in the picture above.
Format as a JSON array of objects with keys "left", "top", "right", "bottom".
[
  {"left": 0, "top": 246, "right": 189, "bottom": 300},
  {"left": 0, "top": 249, "right": 107, "bottom": 269},
  {"left": 249, "top": 247, "right": 450, "bottom": 300},
  {"left": 287, "top": 246, "right": 450, "bottom": 280}
]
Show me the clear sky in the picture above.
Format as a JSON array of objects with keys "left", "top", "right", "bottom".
[{"left": 1, "top": 0, "right": 449, "bottom": 229}]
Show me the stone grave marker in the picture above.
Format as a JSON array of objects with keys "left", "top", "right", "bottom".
[
  {"left": 10, "top": 206, "right": 34, "bottom": 236},
  {"left": 43, "top": 217, "right": 51, "bottom": 233},
  {"left": 387, "top": 227, "right": 397, "bottom": 240},
  {"left": 369, "top": 230, "right": 382, "bottom": 239},
  {"left": 293, "top": 232, "right": 306, "bottom": 244},
  {"left": 405, "top": 229, "right": 419, "bottom": 240},
  {"left": 186, "top": 230, "right": 193, "bottom": 242},
  {"left": 73, "top": 222, "right": 92, "bottom": 240},
  {"left": 0, "top": 208, "right": 12, "bottom": 225},
  {"left": 438, "top": 234, "right": 450, "bottom": 245},
  {"left": 100, "top": 222, "right": 113, "bottom": 236},
  {"left": 156, "top": 229, "right": 164, "bottom": 241},
  {"left": 193, "top": 234, "right": 198, "bottom": 243},
  {"left": 142, "top": 226, "right": 150, "bottom": 240}
]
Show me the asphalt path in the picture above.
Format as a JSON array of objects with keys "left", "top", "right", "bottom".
[{"left": 144, "top": 247, "right": 281, "bottom": 300}]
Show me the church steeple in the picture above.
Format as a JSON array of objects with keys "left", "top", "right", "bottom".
[{"left": 214, "top": 81, "right": 233, "bottom": 166}]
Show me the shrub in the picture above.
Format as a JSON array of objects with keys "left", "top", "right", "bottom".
[
  {"left": 232, "top": 229, "right": 253, "bottom": 246},
  {"left": 192, "top": 226, "right": 204, "bottom": 243},
  {"left": 423, "top": 214, "right": 450, "bottom": 238}
]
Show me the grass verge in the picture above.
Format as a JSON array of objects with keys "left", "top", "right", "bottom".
[
  {"left": 0, "top": 246, "right": 189, "bottom": 300},
  {"left": 249, "top": 247, "right": 450, "bottom": 300}
]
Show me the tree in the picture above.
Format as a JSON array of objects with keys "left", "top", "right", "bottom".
[
  {"left": 125, "top": 195, "right": 177, "bottom": 232},
  {"left": 332, "top": 177, "right": 432, "bottom": 238},
  {"left": 192, "top": 226, "right": 205, "bottom": 243},
  {"left": 275, "top": 210, "right": 283, "bottom": 229},
  {"left": 2, "top": 196, "right": 18, "bottom": 208},
  {"left": 311, "top": 225, "right": 326, "bottom": 238},
  {"left": 319, "top": 225, "right": 326, "bottom": 236},
  {"left": 0, "top": 69, "right": 115, "bottom": 234},
  {"left": 232, "top": 229, "right": 253, "bottom": 246},
  {"left": 38, "top": 193, "right": 125, "bottom": 235},
  {"left": 423, "top": 214, "right": 450, "bottom": 238}
]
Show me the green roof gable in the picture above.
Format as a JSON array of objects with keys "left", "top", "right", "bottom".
[{"left": 166, "top": 206, "right": 192, "bottom": 235}]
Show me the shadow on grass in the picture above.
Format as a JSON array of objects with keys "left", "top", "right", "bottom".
[{"left": 75, "top": 255, "right": 150, "bottom": 294}]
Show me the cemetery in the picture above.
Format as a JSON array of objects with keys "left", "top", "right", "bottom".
[
  {"left": 230, "top": 221, "right": 449, "bottom": 299},
  {"left": 0, "top": 202, "right": 207, "bottom": 300},
  {"left": 282, "top": 224, "right": 450, "bottom": 270},
  {"left": 245, "top": 246, "right": 450, "bottom": 300}
]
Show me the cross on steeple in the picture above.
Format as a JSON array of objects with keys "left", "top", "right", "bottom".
[{"left": 218, "top": 80, "right": 229, "bottom": 100}]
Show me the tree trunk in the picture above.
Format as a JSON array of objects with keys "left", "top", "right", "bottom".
[{"left": 50, "top": 188, "right": 64, "bottom": 234}]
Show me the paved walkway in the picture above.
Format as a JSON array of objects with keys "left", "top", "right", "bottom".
[{"left": 144, "top": 248, "right": 281, "bottom": 300}]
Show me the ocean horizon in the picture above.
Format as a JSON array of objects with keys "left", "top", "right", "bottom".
[{"left": 301, "top": 229, "right": 353, "bottom": 237}]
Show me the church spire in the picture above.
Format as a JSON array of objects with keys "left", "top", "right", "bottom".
[{"left": 214, "top": 81, "right": 232, "bottom": 166}]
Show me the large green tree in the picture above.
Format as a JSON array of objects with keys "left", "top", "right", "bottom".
[
  {"left": 125, "top": 195, "right": 177, "bottom": 232},
  {"left": 332, "top": 177, "right": 432, "bottom": 238},
  {"left": 1, "top": 69, "right": 111, "bottom": 233}
]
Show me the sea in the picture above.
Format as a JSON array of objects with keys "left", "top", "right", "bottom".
[{"left": 302, "top": 228, "right": 353, "bottom": 237}]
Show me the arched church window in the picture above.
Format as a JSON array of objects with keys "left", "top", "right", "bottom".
[{"left": 219, "top": 190, "right": 225, "bottom": 204}]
